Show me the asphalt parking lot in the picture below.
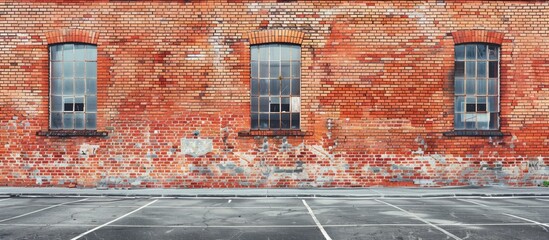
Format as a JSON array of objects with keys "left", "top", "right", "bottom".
[{"left": 0, "top": 196, "right": 548, "bottom": 240}]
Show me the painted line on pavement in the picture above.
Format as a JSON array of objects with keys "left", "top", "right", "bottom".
[
  {"left": 536, "top": 198, "right": 549, "bottom": 202},
  {"left": 70, "top": 199, "right": 158, "bottom": 240},
  {"left": 0, "top": 198, "right": 10, "bottom": 202},
  {"left": 303, "top": 199, "right": 333, "bottom": 240},
  {"left": 2, "top": 222, "right": 549, "bottom": 228},
  {"left": 457, "top": 199, "right": 489, "bottom": 207},
  {"left": 502, "top": 213, "right": 549, "bottom": 229},
  {"left": 0, "top": 198, "right": 88, "bottom": 223},
  {"left": 375, "top": 199, "right": 462, "bottom": 240}
]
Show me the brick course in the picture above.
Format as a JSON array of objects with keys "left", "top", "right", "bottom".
[{"left": 0, "top": 0, "right": 548, "bottom": 188}]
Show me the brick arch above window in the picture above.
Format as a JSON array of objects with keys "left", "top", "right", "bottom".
[
  {"left": 248, "top": 30, "right": 304, "bottom": 45},
  {"left": 452, "top": 30, "right": 504, "bottom": 45},
  {"left": 45, "top": 29, "right": 99, "bottom": 45}
]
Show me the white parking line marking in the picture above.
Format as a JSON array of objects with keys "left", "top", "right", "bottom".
[
  {"left": 0, "top": 198, "right": 88, "bottom": 223},
  {"left": 302, "top": 199, "right": 333, "bottom": 240},
  {"left": 536, "top": 198, "right": 549, "bottom": 202},
  {"left": 2, "top": 222, "right": 549, "bottom": 228},
  {"left": 457, "top": 199, "right": 489, "bottom": 207},
  {"left": 502, "top": 213, "right": 549, "bottom": 230},
  {"left": 70, "top": 199, "right": 157, "bottom": 240},
  {"left": 0, "top": 198, "right": 10, "bottom": 202},
  {"left": 375, "top": 199, "right": 462, "bottom": 240}
]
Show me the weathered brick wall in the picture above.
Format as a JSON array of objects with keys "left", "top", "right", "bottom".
[{"left": 1, "top": 0, "right": 548, "bottom": 188}]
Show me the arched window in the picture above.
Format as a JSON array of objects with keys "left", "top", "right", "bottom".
[
  {"left": 250, "top": 44, "right": 300, "bottom": 129},
  {"left": 49, "top": 43, "right": 97, "bottom": 130},
  {"left": 454, "top": 43, "right": 499, "bottom": 130}
]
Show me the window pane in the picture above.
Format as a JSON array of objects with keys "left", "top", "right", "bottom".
[
  {"left": 51, "top": 62, "right": 62, "bottom": 78},
  {"left": 51, "top": 112, "right": 63, "bottom": 129},
  {"left": 64, "top": 97, "right": 74, "bottom": 111},
  {"left": 291, "top": 79, "right": 300, "bottom": 95},
  {"left": 292, "top": 62, "right": 300, "bottom": 78},
  {"left": 281, "top": 79, "right": 290, "bottom": 95},
  {"left": 291, "top": 45, "right": 300, "bottom": 60},
  {"left": 270, "top": 79, "right": 280, "bottom": 95},
  {"left": 270, "top": 97, "right": 280, "bottom": 112},
  {"left": 281, "top": 113, "right": 290, "bottom": 129},
  {"left": 87, "top": 78, "right": 97, "bottom": 95},
  {"left": 270, "top": 62, "right": 280, "bottom": 79},
  {"left": 75, "top": 97, "right": 84, "bottom": 111},
  {"left": 259, "top": 97, "right": 269, "bottom": 112},
  {"left": 51, "top": 78, "right": 62, "bottom": 95},
  {"left": 477, "top": 97, "right": 487, "bottom": 112},
  {"left": 64, "top": 44, "right": 74, "bottom": 61},
  {"left": 86, "top": 96, "right": 97, "bottom": 112},
  {"left": 466, "top": 103, "right": 476, "bottom": 113},
  {"left": 63, "top": 78, "right": 74, "bottom": 95},
  {"left": 454, "top": 62, "right": 464, "bottom": 77},
  {"left": 465, "top": 115, "right": 476, "bottom": 129},
  {"left": 251, "top": 47, "right": 258, "bottom": 61},
  {"left": 270, "top": 46, "right": 280, "bottom": 61},
  {"left": 251, "top": 97, "right": 258, "bottom": 112},
  {"left": 291, "top": 97, "right": 301, "bottom": 113},
  {"left": 488, "top": 96, "right": 498, "bottom": 112},
  {"left": 86, "top": 62, "right": 97, "bottom": 78},
  {"left": 454, "top": 113, "right": 464, "bottom": 129},
  {"left": 75, "top": 45, "right": 86, "bottom": 61},
  {"left": 455, "top": 45, "right": 465, "bottom": 61},
  {"left": 477, "top": 113, "right": 489, "bottom": 130},
  {"left": 63, "top": 62, "right": 74, "bottom": 77},
  {"left": 488, "top": 78, "right": 498, "bottom": 95},
  {"left": 51, "top": 45, "right": 62, "bottom": 61},
  {"left": 455, "top": 77, "right": 464, "bottom": 94},
  {"left": 477, "top": 79, "right": 487, "bottom": 95},
  {"left": 251, "top": 79, "right": 259, "bottom": 96},
  {"left": 63, "top": 113, "right": 74, "bottom": 129},
  {"left": 455, "top": 96, "right": 465, "bottom": 112},
  {"left": 259, "top": 114, "right": 269, "bottom": 129},
  {"left": 75, "top": 62, "right": 85, "bottom": 78},
  {"left": 281, "top": 61, "right": 290, "bottom": 78},
  {"left": 75, "top": 78, "right": 85, "bottom": 95},
  {"left": 477, "top": 62, "right": 486, "bottom": 78},
  {"left": 466, "top": 79, "right": 475, "bottom": 94},
  {"left": 260, "top": 62, "right": 268, "bottom": 78},
  {"left": 251, "top": 113, "right": 259, "bottom": 129},
  {"left": 466, "top": 61, "right": 476, "bottom": 78},
  {"left": 466, "top": 45, "right": 476, "bottom": 60},
  {"left": 270, "top": 113, "right": 280, "bottom": 129},
  {"left": 488, "top": 61, "right": 498, "bottom": 78},
  {"left": 281, "top": 46, "right": 291, "bottom": 61},
  {"left": 259, "top": 79, "right": 269, "bottom": 95},
  {"left": 281, "top": 97, "right": 290, "bottom": 112},
  {"left": 75, "top": 113, "right": 85, "bottom": 130},
  {"left": 489, "top": 113, "right": 498, "bottom": 129},
  {"left": 488, "top": 45, "right": 498, "bottom": 60},
  {"left": 251, "top": 62, "right": 258, "bottom": 78},
  {"left": 259, "top": 45, "right": 268, "bottom": 61},
  {"left": 477, "top": 44, "right": 487, "bottom": 60},
  {"left": 291, "top": 113, "right": 300, "bottom": 129},
  {"left": 51, "top": 95, "right": 63, "bottom": 112},
  {"left": 85, "top": 113, "right": 96, "bottom": 129},
  {"left": 85, "top": 45, "right": 97, "bottom": 61},
  {"left": 466, "top": 96, "right": 476, "bottom": 110}
]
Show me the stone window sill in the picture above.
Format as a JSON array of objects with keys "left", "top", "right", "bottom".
[
  {"left": 37, "top": 130, "right": 108, "bottom": 137},
  {"left": 238, "top": 130, "right": 312, "bottom": 137},
  {"left": 443, "top": 130, "right": 508, "bottom": 137}
]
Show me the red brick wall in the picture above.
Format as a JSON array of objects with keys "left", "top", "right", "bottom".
[{"left": 1, "top": 0, "right": 548, "bottom": 188}]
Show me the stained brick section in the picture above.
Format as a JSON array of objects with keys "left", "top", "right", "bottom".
[{"left": 0, "top": 1, "right": 548, "bottom": 188}]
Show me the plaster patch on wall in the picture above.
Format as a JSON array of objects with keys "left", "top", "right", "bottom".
[
  {"left": 181, "top": 138, "right": 213, "bottom": 157},
  {"left": 79, "top": 144, "right": 99, "bottom": 158}
]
